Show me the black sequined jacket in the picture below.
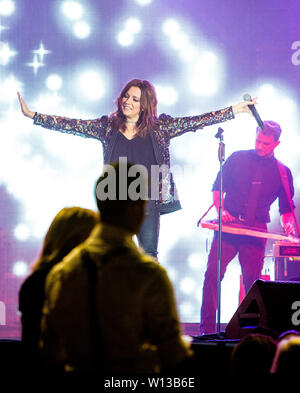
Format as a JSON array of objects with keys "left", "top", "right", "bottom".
[{"left": 34, "top": 107, "right": 234, "bottom": 214}]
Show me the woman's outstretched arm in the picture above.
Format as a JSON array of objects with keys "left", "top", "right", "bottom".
[
  {"left": 17, "top": 92, "right": 109, "bottom": 141},
  {"left": 160, "top": 98, "right": 258, "bottom": 139}
]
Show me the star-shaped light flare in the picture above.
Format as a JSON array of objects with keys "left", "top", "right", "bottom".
[
  {"left": 26, "top": 53, "right": 45, "bottom": 75},
  {"left": 32, "top": 42, "right": 51, "bottom": 63}
]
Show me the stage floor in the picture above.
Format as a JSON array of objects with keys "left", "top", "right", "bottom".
[{"left": 0, "top": 322, "right": 229, "bottom": 340}]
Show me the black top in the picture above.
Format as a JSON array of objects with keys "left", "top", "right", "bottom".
[
  {"left": 110, "top": 131, "right": 157, "bottom": 198},
  {"left": 212, "top": 149, "right": 295, "bottom": 223}
]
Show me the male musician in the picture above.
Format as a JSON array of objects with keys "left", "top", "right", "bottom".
[{"left": 200, "top": 120, "right": 296, "bottom": 335}]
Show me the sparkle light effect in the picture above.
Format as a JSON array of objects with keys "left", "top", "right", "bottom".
[
  {"left": 46, "top": 74, "right": 63, "bottom": 91},
  {"left": 26, "top": 53, "right": 45, "bottom": 75},
  {"left": 33, "top": 92, "right": 64, "bottom": 112},
  {"left": 188, "top": 253, "right": 202, "bottom": 270},
  {"left": 33, "top": 42, "right": 52, "bottom": 63},
  {"left": 155, "top": 84, "right": 178, "bottom": 106},
  {"left": 0, "top": 41, "right": 17, "bottom": 65},
  {"left": 78, "top": 70, "right": 106, "bottom": 100},
  {"left": 162, "top": 19, "right": 180, "bottom": 36},
  {"left": 59, "top": 1, "right": 91, "bottom": 40},
  {"left": 117, "top": 17, "right": 142, "bottom": 47},
  {"left": 0, "top": 74, "right": 22, "bottom": 102},
  {"left": 188, "top": 52, "right": 220, "bottom": 96},
  {"left": 125, "top": 18, "right": 142, "bottom": 34},
  {"left": 117, "top": 30, "right": 134, "bottom": 47},
  {"left": 61, "top": 1, "right": 84, "bottom": 20},
  {"left": 73, "top": 20, "right": 91, "bottom": 39},
  {"left": 0, "top": 1, "right": 299, "bottom": 331},
  {"left": 14, "top": 224, "right": 30, "bottom": 241},
  {"left": 135, "top": 0, "right": 152, "bottom": 5},
  {"left": 0, "top": 0, "right": 15, "bottom": 16},
  {"left": 162, "top": 19, "right": 222, "bottom": 96},
  {"left": 0, "top": 21, "right": 8, "bottom": 34},
  {"left": 180, "top": 277, "right": 196, "bottom": 295},
  {"left": 12, "top": 261, "right": 29, "bottom": 277}
]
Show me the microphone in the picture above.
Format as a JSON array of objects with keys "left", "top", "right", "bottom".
[
  {"left": 215, "top": 128, "right": 225, "bottom": 162},
  {"left": 243, "top": 93, "right": 264, "bottom": 129},
  {"left": 215, "top": 127, "right": 224, "bottom": 139}
]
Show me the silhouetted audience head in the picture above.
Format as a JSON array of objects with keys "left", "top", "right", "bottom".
[
  {"left": 250, "top": 326, "right": 279, "bottom": 340},
  {"left": 95, "top": 160, "right": 147, "bottom": 234},
  {"left": 31, "top": 206, "right": 99, "bottom": 272},
  {"left": 230, "top": 333, "right": 277, "bottom": 374},
  {"left": 270, "top": 335, "right": 300, "bottom": 373},
  {"left": 277, "top": 329, "right": 300, "bottom": 342},
  {"left": 19, "top": 206, "right": 99, "bottom": 370}
]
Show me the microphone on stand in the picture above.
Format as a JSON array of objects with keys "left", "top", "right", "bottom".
[
  {"left": 215, "top": 127, "right": 225, "bottom": 162},
  {"left": 215, "top": 127, "right": 224, "bottom": 139},
  {"left": 243, "top": 93, "right": 264, "bottom": 129}
]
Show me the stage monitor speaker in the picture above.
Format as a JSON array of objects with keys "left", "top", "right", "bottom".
[
  {"left": 275, "top": 257, "right": 300, "bottom": 281},
  {"left": 225, "top": 279, "right": 300, "bottom": 339}
]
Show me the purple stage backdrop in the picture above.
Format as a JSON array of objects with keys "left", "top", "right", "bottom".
[{"left": 0, "top": 0, "right": 300, "bottom": 338}]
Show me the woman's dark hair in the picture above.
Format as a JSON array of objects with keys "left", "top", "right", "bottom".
[{"left": 110, "top": 79, "right": 159, "bottom": 137}]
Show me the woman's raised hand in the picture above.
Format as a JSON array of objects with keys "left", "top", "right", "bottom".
[
  {"left": 232, "top": 97, "right": 258, "bottom": 116},
  {"left": 17, "top": 92, "right": 35, "bottom": 119}
]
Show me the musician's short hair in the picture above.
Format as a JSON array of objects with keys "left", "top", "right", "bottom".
[{"left": 256, "top": 120, "right": 282, "bottom": 142}]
